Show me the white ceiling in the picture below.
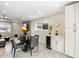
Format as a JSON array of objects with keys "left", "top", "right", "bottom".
[{"left": 0, "top": 1, "right": 73, "bottom": 21}]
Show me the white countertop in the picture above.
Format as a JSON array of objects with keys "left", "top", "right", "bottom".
[{"left": 46, "top": 35, "right": 53, "bottom": 37}]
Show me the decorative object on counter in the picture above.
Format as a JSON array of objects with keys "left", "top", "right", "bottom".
[
  {"left": 49, "top": 25, "right": 52, "bottom": 35},
  {"left": 55, "top": 31, "right": 58, "bottom": 36}
]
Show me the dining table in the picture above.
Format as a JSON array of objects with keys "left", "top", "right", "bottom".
[{"left": 20, "top": 36, "right": 30, "bottom": 52}]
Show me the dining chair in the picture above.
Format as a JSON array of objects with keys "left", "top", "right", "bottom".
[
  {"left": 28, "top": 35, "right": 39, "bottom": 56},
  {"left": 11, "top": 39, "right": 25, "bottom": 57}
]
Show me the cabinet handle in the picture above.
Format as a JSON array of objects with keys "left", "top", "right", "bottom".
[
  {"left": 73, "top": 24, "right": 76, "bottom": 32},
  {"left": 56, "top": 41, "right": 58, "bottom": 45}
]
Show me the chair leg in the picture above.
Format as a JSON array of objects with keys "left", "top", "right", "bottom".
[
  {"left": 30, "top": 48, "right": 32, "bottom": 56},
  {"left": 11, "top": 47, "right": 13, "bottom": 53},
  {"left": 13, "top": 49, "right": 16, "bottom": 57},
  {"left": 37, "top": 45, "right": 38, "bottom": 52},
  {"left": 21, "top": 47, "right": 23, "bottom": 50}
]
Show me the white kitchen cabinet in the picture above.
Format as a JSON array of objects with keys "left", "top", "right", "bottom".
[
  {"left": 65, "top": 2, "right": 79, "bottom": 57},
  {"left": 65, "top": 4, "right": 76, "bottom": 57},
  {"left": 56, "top": 37, "right": 64, "bottom": 53},
  {"left": 51, "top": 36, "right": 57, "bottom": 50},
  {"left": 51, "top": 36, "right": 64, "bottom": 53},
  {"left": 75, "top": 3, "right": 79, "bottom": 57}
]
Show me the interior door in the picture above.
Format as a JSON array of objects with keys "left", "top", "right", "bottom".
[
  {"left": 65, "top": 4, "right": 75, "bottom": 57},
  {"left": 75, "top": 3, "right": 79, "bottom": 57}
]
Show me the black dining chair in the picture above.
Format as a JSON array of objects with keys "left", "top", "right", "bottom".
[
  {"left": 5, "top": 37, "right": 10, "bottom": 41},
  {"left": 11, "top": 39, "right": 25, "bottom": 57},
  {"left": 0, "top": 34, "right": 2, "bottom": 38},
  {"left": 28, "top": 35, "right": 39, "bottom": 56}
]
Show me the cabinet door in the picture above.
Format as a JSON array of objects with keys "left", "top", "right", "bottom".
[
  {"left": 56, "top": 38, "right": 64, "bottom": 53},
  {"left": 51, "top": 37, "right": 57, "bottom": 50},
  {"left": 51, "top": 36, "right": 64, "bottom": 53},
  {"left": 65, "top": 4, "right": 75, "bottom": 57},
  {"left": 76, "top": 3, "right": 79, "bottom": 57}
]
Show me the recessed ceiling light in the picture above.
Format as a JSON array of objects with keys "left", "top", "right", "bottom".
[
  {"left": 3, "top": 10, "right": 6, "bottom": 13},
  {"left": 29, "top": 15, "right": 32, "bottom": 18},
  {"left": 22, "top": 18, "right": 25, "bottom": 20},
  {"left": 55, "top": 4, "right": 58, "bottom": 7},
  {"left": 38, "top": 11, "right": 42, "bottom": 14},
  {"left": 5, "top": 3, "right": 10, "bottom": 6},
  {"left": 0, "top": 16, "right": 3, "bottom": 19},
  {"left": 5, "top": 16, "right": 7, "bottom": 18}
]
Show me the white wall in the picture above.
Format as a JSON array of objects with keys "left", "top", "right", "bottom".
[
  {"left": 31, "top": 12, "right": 65, "bottom": 45},
  {"left": 11, "top": 22, "right": 23, "bottom": 37}
]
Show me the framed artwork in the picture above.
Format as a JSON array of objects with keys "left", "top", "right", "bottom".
[
  {"left": 35, "top": 22, "right": 49, "bottom": 30},
  {"left": 42, "top": 23, "right": 48, "bottom": 30},
  {"left": 35, "top": 23, "right": 42, "bottom": 30}
]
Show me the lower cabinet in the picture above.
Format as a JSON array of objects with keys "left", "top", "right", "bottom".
[
  {"left": 51, "top": 36, "right": 64, "bottom": 53},
  {"left": 51, "top": 37, "right": 56, "bottom": 50}
]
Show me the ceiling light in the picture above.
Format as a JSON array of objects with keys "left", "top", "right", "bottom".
[
  {"left": 0, "top": 15, "right": 8, "bottom": 19},
  {"left": 55, "top": 4, "right": 58, "bottom": 7},
  {"left": 29, "top": 15, "right": 32, "bottom": 18},
  {"left": 3, "top": 10, "right": 6, "bottom": 13},
  {"left": 5, "top": 16, "right": 7, "bottom": 18},
  {"left": 0, "top": 16, "right": 3, "bottom": 19},
  {"left": 5, "top": 3, "right": 10, "bottom": 6},
  {"left": 38, "top": 11, "right": 42, "bottom": 14},
  {"left": 22, "top": 18, "right": 25, "bottom": 20}
]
